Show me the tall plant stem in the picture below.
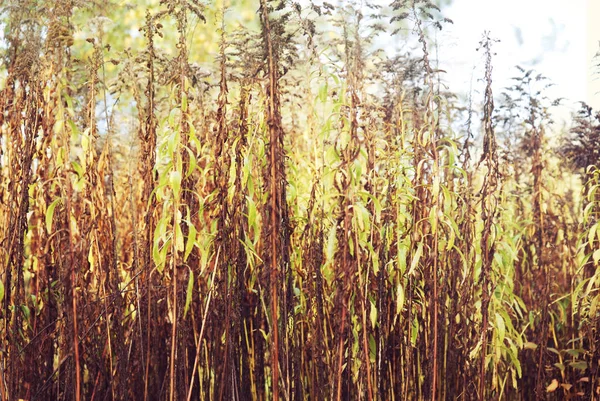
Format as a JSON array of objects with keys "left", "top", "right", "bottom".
[
  {"left": 187, "top": 248, "right": 220, "bottom": 401},
  {"left": 259, "top": 1, "right": 282, "bottom": 398}
]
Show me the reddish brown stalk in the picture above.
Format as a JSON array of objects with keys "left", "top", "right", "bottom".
[
  {"left": 259, "top": 1, "right": 284, "bottom": 399},
  {"left": 169, "top": 245, "right": 178, "bottom": 401},
  {"left": 169, "top": 179, "right": 180, "bottom": 401},
  {"left": 361, "top": 300, "right": 374, "bottom": 401},
  {"left": 432, "top": 234, "right": 439, "bottom": 401},
  {"left": 65, "top": 177, "right": 81, "bottom": 401},
  {"left": 336, "top": 307, "right": 347, "bottom": 401},
  {"left": 268, "top": 57, "right": 281, "bottom": 401},
  {"left": 141, "top": 11, "right": 158, "bottom": 401},
  {"left": 476, "top": 33, "right": 498, "bottom": 401}
]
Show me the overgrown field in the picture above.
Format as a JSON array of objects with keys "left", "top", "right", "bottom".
[{"left": 1, "top": 0, "right": 599, "bottom": 400}]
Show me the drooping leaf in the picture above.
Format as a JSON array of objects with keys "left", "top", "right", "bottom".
[
  {"left": 370, "top": 301, "right": 377, "bottom": 329},
  {"left": 184, "top": 270, "right": 194, "bottom": 318},
  {"left": 46, "top": 198, "right": 62, "bottom": 233}
]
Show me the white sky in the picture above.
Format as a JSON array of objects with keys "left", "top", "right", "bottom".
[{"left": 438, "top": 0, "right": 600, "bottom": 122}]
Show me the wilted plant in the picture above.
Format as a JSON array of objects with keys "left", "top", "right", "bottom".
[{"left": 0, "top": 1, "right": 596, "bottom": 400}]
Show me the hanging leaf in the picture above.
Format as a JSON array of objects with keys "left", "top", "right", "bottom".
[
  {"left": 170, "top": 170, "right": 182, "bottom": 197},
  {"left": 570, "top": 361, "right": 588, "bottom": 371},
  {"left": 495, "top": 312, "right": 506, "bottom": 345},
  {"left": 396, "top": 282, "right": 405, "bottom": 316},
  {"left": 184, "top": 223, "right": 197, "bottom": 262},
  {"left": 175, "top": 223, "right": 184, "bottom": 252},
  {"left": 370, "top": 301, "right": 377, "bottom": 329},
  {"left": 182, "top": 93, "right": 188, "bottom": 112},
  {"left": 411, "top": 316, "right": 419, "bottom": 346},
  {"left": 593, "top": 248, "right": 600, "bottom": 265},
  {"left": 589, "top": 223, "right": 598, "bottom": 246},
  {"left": 46, "top": 198, "right": 62, "bottom": 233},
  {"left": 408, "top": 243, "right": 423, "bottom": 276},
  {"left": 184, "top": 270, "right": 194, "bottom": 318},
  {"left": 546, "top": 379, "right": 559, "bottom": 392}
]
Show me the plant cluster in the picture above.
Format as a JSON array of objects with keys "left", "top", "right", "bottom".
[{"left": 0, "top": 0, "right": 598, "bottom": 400}]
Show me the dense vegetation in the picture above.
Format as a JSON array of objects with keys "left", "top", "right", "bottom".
[{"left": 1, "top": 0, "right": 599, "bottom": 400}]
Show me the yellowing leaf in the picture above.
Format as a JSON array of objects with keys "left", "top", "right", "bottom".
[
  {"left": 593, "top": 249, "right": 600, "bottom": 265},
  {"left": 495, "top": 312, "right": 506, "bottom": 345},
  {"left": 53, "top": 119, "right": 64, "bottom": 134},
  {"left": 408, "top": 243, "right": 423, "bottom": 276},
  {"left": 46, "top": 198, "right": 62, "bottom": 233},
  {"left": 546, "top": 379, "right": 558, "bottom": 393},
  {"left": 589, "top": 223, "right": 598, "bottom": 246},
  {"left": 370, "top": 301, "right": 377, "bottom": 329},
  {"left": 396, "top": 283, "right": 405, "bottom": 316},
  {"left": 88, "top": 246, "right": 95, "bottom": 271},
  {"left": 169, "top": 171, "right": 182, "bottom": 197},
  {"left": 429, "top": 206, "right": 438, "bottom": 235},
  {"left": 326, "top": 225, "right": 337, "bottom": 262},
  {"left": 561, "top": 383, "right": 572, "bottom": 391},
  {"left": 175, "top": 223, "right": 184, "bottom": 252}
]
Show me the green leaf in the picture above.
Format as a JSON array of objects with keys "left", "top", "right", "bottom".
[
  {"left": 182, "top": 93, "right": 188, "bottom": 112},
  {"left": 21, "top": 305, "right": 31, "bottom": 322},
  {"left": 318, "top": 82, "right": 328, "bottom": 103},
  {"left": 68, "top": 120, "right": 80, "bottom": 136},
  {"left": 495, "top": 312, "right": 506, "bottom": 345},
  {"left": 71, "top": 161, "right": 84, "bottom": 179},
  {"left": 184, "top": 146, "right": 197, "bottom": 178},
  {"left": 369, "top": 334, "right": 376, "bottom": 363},
  {"left": 509, "top": 343, "right": 522, "bottom": 377},
  {"left": 247, "top": 197, "right": 257, "bottom": 230},
  {"left": 570, "top": 361, "right": 588, "bottom": 371},
  {"left": 565, "top": 348, "right": 585, "bottom": 358},
  {"left": 184, "top": 270, "right": 194, "bottom": 318},
  {"left": 0, "top": 280, "right": 4, "bottom": 304},
  {"left": 184, "top": 223, "right": 197, "bottom": 262},
  {"left": 411, "top": 317, "right": 419, "bottom": 346},
  {"left": 46, "top": 198, "right": 62, "bottom": 233},
  {"left": 168, "top": 108, "right": 180, "bottom": 129},
  {"left": 152, "top": 242, "right": 160, "bottom": 270},
  {"left": 154, "top": 237, "right": 171, "bottom": 274}
]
